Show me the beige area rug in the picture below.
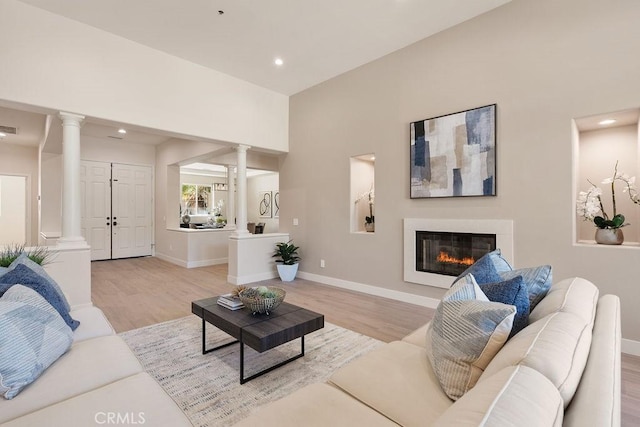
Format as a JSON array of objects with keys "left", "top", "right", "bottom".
[{"left": 119, "top": 315, "right": 383, "bottom": 426}]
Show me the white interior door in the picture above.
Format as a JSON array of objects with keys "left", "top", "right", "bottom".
[
  {"left": 0, "top": 175, "right": 26, "bottom": 247},
  {"left": 80, "top": 161, "right": 111, "bottom": 260},
  {"left": 111, "top": 164, "right": 153, "bottom": 259},
  {"left": 81, "top": 161, "right": 153, "bottom": 260}
]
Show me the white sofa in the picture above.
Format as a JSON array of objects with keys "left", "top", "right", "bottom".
[
  {"left": 0, "top": 302, "right": 192, "bottom": 426},
  {"left": 235, "top": 277, "right": 621, "bottom": 426}
]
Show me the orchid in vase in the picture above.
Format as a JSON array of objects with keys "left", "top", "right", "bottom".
[{"left": 576, "top": 162, "right": 640, "bottom": 243}]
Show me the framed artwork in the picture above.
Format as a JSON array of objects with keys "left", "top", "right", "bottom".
[
  {"left": 410, "top": 104, "right": 496, "bottom": 198},
  {"left": 258, "top": 191, "right": 272, "bottom": 218},
  {"left": 273, "top": 191, "right": 279, "bottom": 218}
]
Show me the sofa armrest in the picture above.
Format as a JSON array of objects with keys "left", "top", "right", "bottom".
[{"left": 564, "top": 294, "right": 621, "bottom": 427}]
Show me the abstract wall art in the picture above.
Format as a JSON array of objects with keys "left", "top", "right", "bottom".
[
  {"left": 258, "top": 191, "right": 272, "bottom": 218},
  {"left": 410, "top": 104, "right": 496, "bottom": 198}
]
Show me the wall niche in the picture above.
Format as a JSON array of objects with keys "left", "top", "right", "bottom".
[
  {"left": 574, "top": 108, "right": 640, "bottom": 245},
  {"left": 350, "top": 154, "right": 375, "bottom": 233}
]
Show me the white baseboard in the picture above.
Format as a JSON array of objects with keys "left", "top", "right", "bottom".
[
  {"left": 298, "top": 271, "right": 441, "bottom": 309},
  {"left": 187, "top": 257, "right": 228, "bottom": 268},
  {"left": 622, "top": 339, "right": 640, "bottom": 356},
  {"left": 155, "top": 253, "right": 227, "bottom": 269}
]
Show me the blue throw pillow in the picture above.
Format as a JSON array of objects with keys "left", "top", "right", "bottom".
[
  {"left": 453, "top": 249, "right": 511, "bottom": 285},
  {"left": 7, "top": 253, "right": 71, "bottom": 312},
  {"left": 0, "top": 285, "right": 73, "bottom": 399},
  {"left": 500, "top": 265, "right": 552, "bottom": 310},
  {"left": 0, "top": 265, "right": 80, "bottom": 331},
  {"left": 477, "top": 275, "right": 530, "bottom": 338}
]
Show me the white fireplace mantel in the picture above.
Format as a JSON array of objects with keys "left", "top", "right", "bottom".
[{"left": 403, "top": 218, "right": 514, "bottom": 289}]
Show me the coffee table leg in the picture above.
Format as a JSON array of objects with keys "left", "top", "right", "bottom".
[
  {"left": 202, "top": 318, "right": 239, "bottom": 354},
  {"left": 239, "top": 336, "right": 306, "bottom": 384}
]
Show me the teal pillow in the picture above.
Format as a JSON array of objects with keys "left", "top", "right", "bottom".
[
  {"left": 477, "top": 275, "right": 530, "bottom": 338},
  {"left": 7, "top": 253, "right": 71, "bottom": 312},
  {"left": 499, "top": 265, "right": 552, "bottom": 310},
  {"left": 0, "top": 285, "right": 73, "bottom": 399},
  {"left": 453, "top": 249, "right": 511, "bottom": 285}
]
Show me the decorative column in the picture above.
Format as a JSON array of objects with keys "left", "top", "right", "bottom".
[
  {"left": 225, "top": 165, "right": 236, "bottom": 229},
  {"left": 233, "top": 144, "right": 250, "bottom": 237},
  {"left": 57, "top": 112, "right": 87, "bottom": 248}
]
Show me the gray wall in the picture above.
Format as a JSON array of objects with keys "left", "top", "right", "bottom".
[{"left": 284, "top": 0, "right": 640, "bottom": 342}]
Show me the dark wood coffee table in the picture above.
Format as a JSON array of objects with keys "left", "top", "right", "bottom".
[{"left": 191, "top": 297, "right": 324, "bottom": 384}]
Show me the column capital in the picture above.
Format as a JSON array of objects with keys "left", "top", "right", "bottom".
[
  {"left": 58, "top": 111, "right": 85, "bottom": 122},
  {"left": 236, "top": 144, "right": 251, "bottom": 153}
]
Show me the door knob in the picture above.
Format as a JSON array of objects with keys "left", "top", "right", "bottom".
[
  {"left": 106, "top": 222, "right": 110, "bottom": 226},
  {"left": 113, "top": 221, "right": 118, "bottom": 226}
]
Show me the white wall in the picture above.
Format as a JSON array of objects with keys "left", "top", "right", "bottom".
[
  {"left": 0, "top": 0, "right": 288, "bottom": 152},
  {"left": 247, "top": 173, "right": 279, "bottom": 233},
  {"left": 286, "top": 0, "right": 640, "bottom": 343},
  {"left": 0, "top": 143, "right": 38, "bottom": 244}
]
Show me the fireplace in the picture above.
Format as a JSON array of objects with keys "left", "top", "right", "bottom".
[
  {"left": 416, "top": 231, "right": 496, "bottom": 277},
  {"left": 404, "top": 218, "right": 513, "bottom": 289}
]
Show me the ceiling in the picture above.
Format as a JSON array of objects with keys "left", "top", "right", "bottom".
[
  {"left": 17, "top": 0, "right": 512, "bottom": 96},
  {"left": 2, "top": 0, "right": 515, "bottom": 151}
]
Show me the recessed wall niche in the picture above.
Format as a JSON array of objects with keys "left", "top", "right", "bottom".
[
  {"left": 574, "top": 108, "right": 640, "bottom": 244},
  {"left": 350, "top": 154, "right": 375, "bottom": 233}
]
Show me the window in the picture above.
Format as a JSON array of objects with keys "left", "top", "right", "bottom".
[{"left": 181, "top": 184, "right": 212, "bottom": 215}]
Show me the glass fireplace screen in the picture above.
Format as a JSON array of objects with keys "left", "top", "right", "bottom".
[{"left": 416, "top": 231, "right": 496, "bottom": 277}]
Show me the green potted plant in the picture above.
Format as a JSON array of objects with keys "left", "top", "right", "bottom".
[
  {"left": 273, "top": 240, "right": 300, "bottom": 282},
  {"left": 0, "top": 243, "right": 51, "bottom": 267}
]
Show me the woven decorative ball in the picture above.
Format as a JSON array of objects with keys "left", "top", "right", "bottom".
[{"left": 238, "top": 286, "right": 286, "bottom": 315}]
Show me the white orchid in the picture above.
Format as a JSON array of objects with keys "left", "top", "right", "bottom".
[{"left": 577, "top": 162, "right": 639, "bottom": 229}]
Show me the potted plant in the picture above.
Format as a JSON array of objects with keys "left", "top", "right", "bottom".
[
  {"left": 273, "top": 240, "right": 300, "bottom": 282},
  {"left": 576, "top": 161, "right": 640, "bottom": 244},
  {"left": 356, "top": 184, "right": 375, "bottom": 232}
]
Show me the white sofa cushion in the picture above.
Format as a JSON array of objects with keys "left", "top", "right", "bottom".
[
  {"left": 480, "top": 311, "right": 592, "bottom": 407},
  {"left": 329, "top": 341, "right": 453, "bottom": 426},
  {"left": 529, "top": 277, "right": 599, "bottom": 325},
  {"left": 433, "top": 365, "right": 564, "bottom": 426},
  {"left": 234, "top": 382, "right": 398, "bottom": 427},
  {"left": 427, "top": 276, "right": 515, "bottom": 400},
  {"left": 0, "top": 335, "right": 142, "bottom": 424},
  {"left": 0, "top": 285, "right": 73, "bottom": 399},
  {"left": 2, "top": 373, "right": 192, "bottom": 427},
  {"left": 70, "top": 306, "right": 116, "bottom": 342}
]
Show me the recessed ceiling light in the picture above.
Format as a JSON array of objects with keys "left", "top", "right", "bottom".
[
  {"left": 598, "top": 119, "right": 617, "bottom": 126},
  {"left": 370, "top": 155, "right": 375, "bottom": 161},
  {"left": 118, "top": 128, "right": 127, "bottom": 134},
  {"left": 274, "top": 58, "right": 284, "bottom": 66},
  {"left": 0, "top": 132, "right": 6, "bottom": 138}
]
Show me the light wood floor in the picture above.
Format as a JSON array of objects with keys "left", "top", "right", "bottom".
[{"left": 92, "top": 257, "right": 640, "bottom": 426}]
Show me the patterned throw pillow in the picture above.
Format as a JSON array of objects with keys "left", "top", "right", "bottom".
[
  {"left": 0, "top": 264, "right": 80, "bottom": 330},
  {"left": 499, "top": 265, "right": 552, "bottom": 310},
  {"left": 427, "top": 277, "right": 516, "bottom": 400},
  {"left": 0, "top": 285, "right": 73, "bottom": 399},
  {"left": 7, "top": 253, "right": 71, "bottom": 312},
  {"left": 453, "top": 249, "right": 512, "bottom": 285}
]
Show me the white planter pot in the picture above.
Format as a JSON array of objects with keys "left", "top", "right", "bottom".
[{"left": 277, "top": 263, "right": 299, "bottom": 282}]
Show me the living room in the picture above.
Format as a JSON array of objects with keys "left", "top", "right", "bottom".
[{"left": 1, "top": 0, "right": 639, "bottom": 425}]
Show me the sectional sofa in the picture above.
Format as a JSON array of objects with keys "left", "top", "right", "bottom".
[
  {"left": 235, "top": 276, "right": 621, "bottom": 426},
  {"left": 0, "top": 257, "right": 192, "bottom": 426}
]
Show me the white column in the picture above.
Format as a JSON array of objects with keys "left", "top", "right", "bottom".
[
  {"left": 233, "top": 144, "right": 250, "bottom": 237},
  {"left": 225, "top": 165, "right": 236, "bottom": 229},
  {"left": 57, "top": 112, "right": 88, "bottom": 248}
]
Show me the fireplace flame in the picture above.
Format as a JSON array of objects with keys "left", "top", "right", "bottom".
[{"left": 436, "top": 251, "right": 475, "bottom": 266}]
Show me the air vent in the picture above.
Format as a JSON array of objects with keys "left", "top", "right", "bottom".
[
  {"left": 107, "top": 135, "right": 124, "bottom": 140},
  {"left": 0, "top": 125, "right": 17, "bottom": 135}
]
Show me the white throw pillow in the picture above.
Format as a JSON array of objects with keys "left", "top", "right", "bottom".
[{"left": 426, "top": 276, "right": 516, "bottom": 400}]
